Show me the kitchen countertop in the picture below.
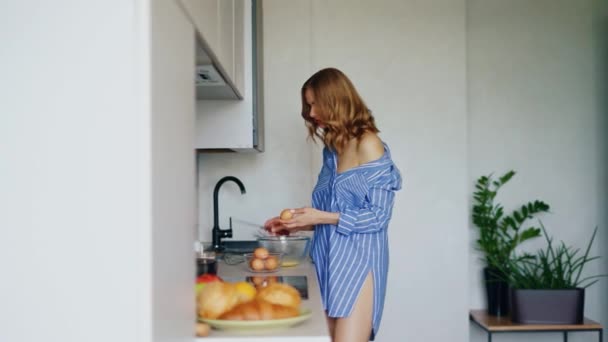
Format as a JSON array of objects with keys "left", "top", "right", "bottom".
[{"left": 196, "top": 258, "right": 331, "bottom": 342}]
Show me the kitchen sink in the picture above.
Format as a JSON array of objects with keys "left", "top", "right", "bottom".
[{"left": 220, "top": 240, "right": 260, "bottom": 254}]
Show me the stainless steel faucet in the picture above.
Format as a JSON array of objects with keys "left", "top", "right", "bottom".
[{"left": 211, "top": 176, "right": 246, "bottom": 251}]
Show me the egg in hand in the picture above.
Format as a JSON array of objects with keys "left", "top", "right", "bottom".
[{"left": 280, "top": 209, "right": 293, "bottom": 220}]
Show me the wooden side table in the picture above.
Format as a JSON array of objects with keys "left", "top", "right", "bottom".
[{"left": 470, "top": 309, "right": 603, "bottom": 342}]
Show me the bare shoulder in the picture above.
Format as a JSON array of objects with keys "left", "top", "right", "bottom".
[{"left": 357, "top": 133, "right": 384, "bottom": 164}]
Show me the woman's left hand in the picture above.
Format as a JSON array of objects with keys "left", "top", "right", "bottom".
[{"left": 281, "top": 207, "right": 324, "bottom": 231}]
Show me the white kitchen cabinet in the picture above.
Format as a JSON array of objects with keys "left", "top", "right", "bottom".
[
  {"left": 195, "top": 0, "right": 264, "bottom": 152},
  {"left": 180, "top": 0, "right": 245, "bottom": 97},
  {"left": 218, "top": 0, "right": 234, "bottom": 86},
  {"left": 232, "top": 0, "right": 245, "bottom": 95}
]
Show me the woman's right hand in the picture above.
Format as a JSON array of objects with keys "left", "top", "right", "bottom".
[
  {"left": 263, "top": 216, "right": 289, "bottom": 235},
  {"left": 264, "top": 215, "right": 314, "bottom": 235}
]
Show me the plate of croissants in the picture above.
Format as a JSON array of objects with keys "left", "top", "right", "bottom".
[{"left": 197, "top": 280, "right": 311, "bottom": 332}]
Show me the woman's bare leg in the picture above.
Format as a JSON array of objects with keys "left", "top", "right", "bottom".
[{"left": 333, "top": 272, "right": 374, "bottom": 342}]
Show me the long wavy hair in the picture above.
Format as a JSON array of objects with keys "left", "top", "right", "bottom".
[{"left": 301, "top": 68, "right": 379, "bottom": 154}]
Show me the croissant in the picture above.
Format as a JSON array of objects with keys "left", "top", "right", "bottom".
[
  {"left": 197, "top": 282, "right": 240, "bottom": 319},
  {"left": 219, "top": 299, "right": 300, "bottom": 320},
  {"left": 256, "top": 283, "right": 301, "bottom": 309}
]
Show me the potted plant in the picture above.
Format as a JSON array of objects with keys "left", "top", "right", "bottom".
[
  {"left": 502, "top": 223, "right": 607, "bottom": 324},
  {"left": 472, "top": 170, "right": 550, "bottom": 316}
]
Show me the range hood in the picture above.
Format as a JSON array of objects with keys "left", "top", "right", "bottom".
[
  {"left": 194, "top": 0, "right": 262, "bottom": 102},
  {"left": 195, "top": 46, "right": 240, "bottom": 100}
]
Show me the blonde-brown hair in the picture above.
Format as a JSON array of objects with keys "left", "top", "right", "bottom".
[{"left": 301, "top": 67, "right": 379, "bottom": 154}]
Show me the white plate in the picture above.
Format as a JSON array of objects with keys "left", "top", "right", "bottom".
[{"left": 199, "top": 308, "right": 312, "bottom": 332}]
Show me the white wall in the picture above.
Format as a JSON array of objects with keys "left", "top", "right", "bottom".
[
  {"left": 197, "top": 1, "right": 470, "bottom": 341},
  {"left": 0, "top": 1, "right": 149, "bottom": 341},
  {"left": 594, "top": 0, "right": 608, "bottom": 332},
  {"left": 0, "top": 1, "right": 197, "bottom": 341},
  {"left": 467, "top": 1, "right": 608, "bottom": 341},
  {"left": 150, "top": 0, "right": 198, "bottom": 341}
]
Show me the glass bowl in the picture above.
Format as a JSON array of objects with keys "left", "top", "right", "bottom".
[
  {"left": 257, "top": 236, "right": 311, "bottom": 267},
  {"left": 244, "top": 252, "right": 283, "bottom": 273}
]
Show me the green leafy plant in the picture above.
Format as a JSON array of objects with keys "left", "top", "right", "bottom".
[
  {"left": 501, "top": 223, "right": 607, "bottom": 289},
  {"left": 472, "top": 170, "right": 550, "bottom": 270}
]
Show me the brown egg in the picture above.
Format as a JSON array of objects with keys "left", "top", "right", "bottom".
[
  {"left": 264, "top": 256, "right": 279, "bottom": 270},
  {"left": 251, "top": 276, "right": 265, "bottom": 286},
  {"left": 195, "top": 322, "right": 210, "bottom": 337},
  {"left": 253, "top": 247, "right": 269, "bottom": 259},
  {"left": 250, "top": 258, "right": 265, "bottom": 271},
  {"left": 280, "top": 209, "right": 293, "bottom": 220}
]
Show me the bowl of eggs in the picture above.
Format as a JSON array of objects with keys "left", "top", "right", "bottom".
[
  {"left": 245, "top": 247, "right": 283, "bottom": 273},
  {"left": 255, "top": 209, "right": 312, "bottom": 268},
  {"left": 257, "top": 235, "right": 311, "bottom": 267}
]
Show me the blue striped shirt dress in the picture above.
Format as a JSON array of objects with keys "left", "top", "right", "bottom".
[{"left": 310, "top": 142, "right": 402, "bottom": 340}]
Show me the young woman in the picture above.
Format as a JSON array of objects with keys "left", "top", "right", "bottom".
[{"left": 264, "top": 67, "right": 402, "bottom": 342}]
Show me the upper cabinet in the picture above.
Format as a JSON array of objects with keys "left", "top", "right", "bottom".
[
  {"left": 181, "top": 0, "right": 264, "bottom": 152},
  {"left": 180, "top": 0, "right": 245, "bottom": 99}
]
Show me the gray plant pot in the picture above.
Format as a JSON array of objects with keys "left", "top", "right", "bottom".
[{"left": 510, "top": 288, "right": 585, "bottom": 324}]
